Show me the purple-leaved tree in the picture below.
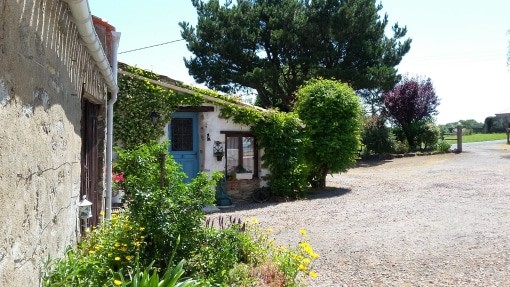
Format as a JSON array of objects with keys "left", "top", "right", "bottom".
[{"left": 383, "top": 76, "right": 439, "bottom": 149}]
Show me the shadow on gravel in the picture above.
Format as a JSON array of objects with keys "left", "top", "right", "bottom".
[
  {"left": 214, "top": 187, "right": 351, "bottom": 213},
  {"left": 352, "top": 159, "right": 393, "bottom": 168},
  {"left": 306, "top": 187, "right": 351, "bottom": 200}
]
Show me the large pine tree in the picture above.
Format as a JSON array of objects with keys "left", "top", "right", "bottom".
[{"left": 180, "top": 0, "right": 411, "bottom": 111}]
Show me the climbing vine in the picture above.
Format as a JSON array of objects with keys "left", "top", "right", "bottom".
[
  {"left": 114, "top": 64, "right": 309, "bottom": 196},
  {"left": 114, "top": 64, "right": 204, "bottom": 149}
]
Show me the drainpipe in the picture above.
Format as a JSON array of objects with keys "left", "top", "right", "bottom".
[
  {"left": 105, "top": 31, "right": 121, "bottom": 220},
  {"left": 65, "top": 0, "right": 119, "bottom": 219},
  {"left": 64, "top": 0, "right": 117, "bottom": 92}
]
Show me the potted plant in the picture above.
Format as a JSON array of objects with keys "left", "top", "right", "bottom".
[{"left": 214, "top": 151, "right": 224, "bottom": 161}]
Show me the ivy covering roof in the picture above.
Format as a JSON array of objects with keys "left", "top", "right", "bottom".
[{"left": 118, "top": 62, "right": 266, "bottom": 114}]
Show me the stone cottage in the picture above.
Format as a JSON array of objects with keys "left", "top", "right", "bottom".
[
  {"left": 0, "top": 0, "right": 118, "bottom": 285},
  {"left": 118, "top": 66, "right": 269, "bottom": 203}
]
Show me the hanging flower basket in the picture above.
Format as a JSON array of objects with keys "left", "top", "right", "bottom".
[{"left": 214, "top": 151, "right": 224, "bottom": 161}]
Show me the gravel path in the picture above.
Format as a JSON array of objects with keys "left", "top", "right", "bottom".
[{"left": 214, "top": 140, "right": 510, "bottom": 286}]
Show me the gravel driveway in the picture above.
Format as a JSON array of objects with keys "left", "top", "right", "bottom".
[{"left": 215, "top": 140, "right": 510, "bottom": 286}]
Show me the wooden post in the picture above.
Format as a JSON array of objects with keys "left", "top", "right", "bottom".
[
  {"left": 506, "top": 128, "right": 510, "bottom": 145},
  {"left": 159, "top": 153, "right": 166, "bottom": 188},
  {"left": 456, "top": 124, "right": 463, "bottom": 153}
]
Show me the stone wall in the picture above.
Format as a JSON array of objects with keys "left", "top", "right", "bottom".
[
  {"left": 0, "top": 0, "right": 109, "bottom": 285},
  {"left": 227, "top": 179, "right": 261, "bottom": 203}
]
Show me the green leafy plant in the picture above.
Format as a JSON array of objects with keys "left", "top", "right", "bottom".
[
  {"left": 188, "top": 225, "right": 246, "bottom": 283},
  {"left": 43, "top": 213, "right": 145, "bottom": 287},
  {"left": 295, "top": 79, "right": 363, "bottom": 189},
  {"left": 251, "top": 111, "right": 309, "bottom": 197},
  {"left": 435, "top": 139, "right": 451, "bottom": 152},
  {"left": 115, "top": 260, "right": 198, "bottom": 287},
  {"left": 416, "top": 121, "right": 440, "bottom": 151},
  {"left": 362, "top": 114, "right": 396, "bottom": 155},
  {"left": 115, "top": 64, "right": 204, "bottom": 149},
  {"left": 115, "top": 141, "right": 222, "bottom": 269}
]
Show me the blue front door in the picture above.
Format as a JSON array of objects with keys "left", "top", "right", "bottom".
[{"left": 169, "top": 112, "right": 199, "bottom": 182}]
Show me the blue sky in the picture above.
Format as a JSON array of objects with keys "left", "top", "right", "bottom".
[{"left": 88, "top": 0, "right": 510, "bottom": 124}]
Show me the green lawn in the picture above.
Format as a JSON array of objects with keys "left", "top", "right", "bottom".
[{"left": 445, "top": 133, "right": 507, "bottom": 144}]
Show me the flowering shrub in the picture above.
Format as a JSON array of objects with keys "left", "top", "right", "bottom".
[
  {"left": 114, "top": 141, "right": 222, "bottom": 269},
  {"left": 112, "top": 171, "right": 125, "bottom": 189},
  {"left": 45, "top": 142, "right": 319, "bottom": 286},
  {"left": 43, "top": 212, "right": 145, "bottom": 286},
  {"left": 201, "top": 218, "right": 319, "bottom": 286}
]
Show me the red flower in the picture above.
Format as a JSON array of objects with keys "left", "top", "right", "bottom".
[{"left": 112, "top": 172, "right": 125, "bottom": 183}]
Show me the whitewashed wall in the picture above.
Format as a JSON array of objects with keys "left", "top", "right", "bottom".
[{"left": 164, "top": 103, "right": 269, "bottom": 185}]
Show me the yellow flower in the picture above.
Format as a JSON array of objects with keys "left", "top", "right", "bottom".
[
  {"left": 309, "top": 271, "right": 318, "bottom": 278},
  {"left": 88, "top": 250, "right": 95, "bottom": 255},
  {"left": 302, "top": 258, "right": 311, "bottom": 266},
  {"left": 251, "top": 218, "right": 259, "bottom": 224},
  {"left": 114, "top": 256, "right": 121, "bottom": 261},
  {"left": 114, "top": 279, "right": 122, "bottom": 286},
  {"left": 299, "top": 229, "right": 307, "bottom": 235},
  {"left": 266, "top": 228, "right": 273, "bottom": 233},
  {"left": 120, "top": 247, "right": 127, "bottom": 252},
  {"left": 114, "top": 242, "right": 120, "bottom": 247},
  {"left": 125, "top": 255, "right": 133, "bottom": 261},
  {"left": 298, "top": 264, "right": 307, "bottom": 271},
  {"left": 99, "top": 211, "right": 105, "bottom": 217},
  {"left": 139, "top": 227, "right": 145, "bottom": 231},
  {"left": 311, "top": 252, "right": 320, "bottom": 259}
]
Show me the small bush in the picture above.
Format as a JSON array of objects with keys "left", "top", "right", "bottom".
[
  {"left": 417, "top": 121, "right": 440, "bottom": 151},
  {"left": 187, "top": 226, "right": 247, "bottom": 283},
  {"left": 295, "top": 79, "right": 363, "bottom": 189},
  {"left": 362, "top": 115, "right": 395, "bottom": 154},
  {"left": 393, "top": 140, "right": 409, "bottom": 154},
  {"left": 43, "top": 213, "right": 145, "bottom": 286},
  {"left": 115, "top": 141, "right": 222, "bottom": 269},
  {"left": 435, "top": 140, "right": 451, "bottom": 152}
]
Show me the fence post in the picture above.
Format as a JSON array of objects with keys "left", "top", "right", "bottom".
[
  {"left": 507, "top": 128, "right": 510, "bottom": 145},
  {"left": 456, "top": 123, "right": 463, "bottom": 153}
]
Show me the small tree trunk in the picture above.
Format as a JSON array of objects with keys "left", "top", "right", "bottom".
[
  {"left": 159, "top": 153, "right": 166, "bottom": 188},
  {"left": 310, "top": 166, "right": 328, "bottom": 190}
]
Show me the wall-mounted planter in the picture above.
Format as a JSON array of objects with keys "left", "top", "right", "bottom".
[{"left": 214, "top": 152, "right": 224, "bottom": 161}]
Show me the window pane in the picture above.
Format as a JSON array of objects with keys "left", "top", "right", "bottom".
[
  {"left": 242, "top": 137, "right": 254, "bottom": 173},
  {"left": 226, "top": 137, "right": 239, "bottom": 173},
  {"left": 226, "top": 136, "right": 254, "bottom": 175},
  {"left": 171, "top": 118, "right": 193, "bottom": 151}
]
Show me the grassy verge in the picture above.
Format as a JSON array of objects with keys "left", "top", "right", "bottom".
[{"left": 445, "top": 133, "right": 507, "bottom": 144}]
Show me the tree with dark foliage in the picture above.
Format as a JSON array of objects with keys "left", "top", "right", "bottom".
[
  {"left": 180, "top": 0, "right": 411, "bottom": 111},
  {"left": 384, "top": 76, "right": 439, "bottom": 149}
]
